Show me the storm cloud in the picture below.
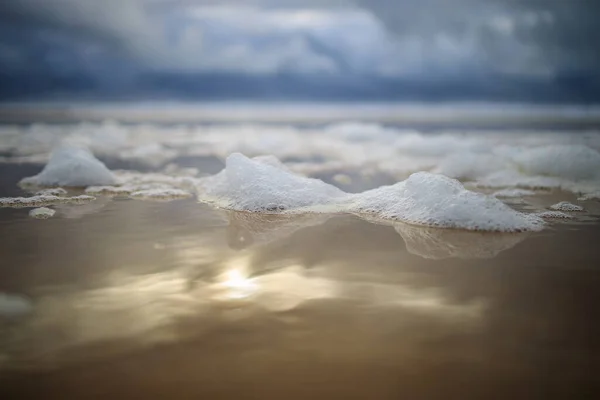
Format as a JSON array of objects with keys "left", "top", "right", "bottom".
[{"left": 0, "top": 0, "right": 599, "bottom": 101}]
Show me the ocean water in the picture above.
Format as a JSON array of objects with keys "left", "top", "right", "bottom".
[{"left": 1, "top": 103, "right": 600, "bottom": 398}]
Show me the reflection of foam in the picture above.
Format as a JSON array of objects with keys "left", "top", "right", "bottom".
[
  {"left": 53, "top": 196, "right": 111, "bottom": 219},
  {"left": 29, "top": 207, "right": 55, "bottom": 219},
  {"left": 0, "top": 293, "right": 32, "bottom": 318},
  {"left": 394, "top": 223, "right": 529, "bottom": 260},
  {"left": 226, "top": 211, "right": 331, "bottom": 249}
]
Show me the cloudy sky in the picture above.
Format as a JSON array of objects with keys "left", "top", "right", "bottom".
[{"left": 0, "top": 0, "right": 599, "bottom": 102}]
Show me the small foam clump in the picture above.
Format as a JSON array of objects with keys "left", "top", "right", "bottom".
[
  {"left": 549, "top": 201, "right": 584, "bottom": 212},
  {"left": 197, "top": 153, "right": 346, "bottom": 212},
  {"left": 537, "top": 211, "right": 574, "bottom": 219},
  {"left": 493, "top": 189, "right": 537, "bottom": 198},
  {"left": 29, "top": 207, "right": 56, "bottom": 219},
  {"left": 344, "top": 172, "right": 543, "bottom": 232},
  {"left": 198, "top": 154, "right": 543, "bottom": 232},
  {"left": 0, "top": 195, "right": 95, "bottom": 208},
  {"left": 130, "top": 189, "right": 193, "bottom": 202},
  {"left": 0, "top": 293, "right": 32, "bottom": 317},
  {"left": 20, "top": 145, "right": 116, "bottom": 187}
]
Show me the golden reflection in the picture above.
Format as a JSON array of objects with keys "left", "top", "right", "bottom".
[{"left": 218, "top": 267, "right": 258, "bottom": 300}]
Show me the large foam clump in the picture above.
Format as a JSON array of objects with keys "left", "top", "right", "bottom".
[
  {"left": 197, "top": 154, "right": 543, "bottom": 232},
  {"left": 197, "top": 153, "right": 346, "bottom": 212},
  {"left": 20, "top": 145, "right": 116, "bottom": 187},
  {"left": 344, "top": 172, "right": 543, "bottom": 232}
]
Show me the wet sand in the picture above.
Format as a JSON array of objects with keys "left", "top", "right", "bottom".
[{"left": 1, "top": 164, "right": 600, "bottom": 399}]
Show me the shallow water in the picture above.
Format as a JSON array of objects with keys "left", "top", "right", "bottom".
[{"left": 1, "top": 162, "right": 600, "bottom": 399}]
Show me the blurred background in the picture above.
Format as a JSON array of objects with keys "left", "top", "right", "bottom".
[{"left": 0, "top": 0, "right": 599, "bottom": 105}]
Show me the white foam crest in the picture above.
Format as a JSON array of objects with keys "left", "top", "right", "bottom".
[
  {"left": 511, "top": 145, "right": 600, "bottom": 181},
  {"left": 197, "top": 154, "right": 543, "bottom": 232},
  {"left": 20, "top": 145, "right": 116, "bottom": 187}
]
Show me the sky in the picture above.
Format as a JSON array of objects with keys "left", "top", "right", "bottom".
[{"left": 0, "top": 0, "right": 599, "bottom": 103}]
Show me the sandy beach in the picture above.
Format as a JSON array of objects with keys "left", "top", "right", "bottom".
[{"left": 1, "top": 156, "right": 600, "bottom": 399}]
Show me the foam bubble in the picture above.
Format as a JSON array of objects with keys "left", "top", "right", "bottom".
[
  {"left": 29, "top": 207, "right": 56, "bottom": 219},
  {"left": 511, "top": 145, "right": 600, "bottom": 181},
  {"left": 549, "top": 201, "right": 585, "bottom": 212},
  {"left": 20, "top": 145, "right": 116, "bottom": 187}
]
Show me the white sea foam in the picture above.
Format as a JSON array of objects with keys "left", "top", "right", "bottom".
[
  {"left": 130, "top": 188, "right": 193, "bottom": 201},
  {"left": 493, "top": 189, "right": 537, "bottom": 198},
  {"left": 342, "top": 172, "right": 543, "bottom": 232},
  {"left": 2, "top": 121, "right": 600, "bottom": 195},
  {"left": 197, "top": 154, "right": 543, "bottom": 232},
  {"left": 549, "top": 201, "right": 585, "bottom": 212},
  {"left": 20, "top": 145, "right": 116, "bottom": 187},
  {"left": 511, "top": 145, "right": 600, "bottom": 181},
  {"left": 537, "top": 211, "right": 574, "bottom": 219},
  {"left": 197, "top": 153, "right": 347, "bottom": 212},
  {"left": 29, "top": 207, "right": 56, "bottom": 219}
]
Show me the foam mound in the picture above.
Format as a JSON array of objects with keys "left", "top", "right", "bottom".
[
  {"left": 29, "top": 207, "right": 56, "bottom": 219},
  {"left": 549, "top": 201, "right": 584, "bottom": 212},
  {"left": 197, "top": 153, "right": 346, "bottom": 212},
  {"left": 20, "top": 145, "right": 116, "bottom": 187},
  {"left": 344, "top": 172, "right": 543, "bottom": 232},
  {"left": 197, "top": 154, "right": 543, "bottom": 232}
]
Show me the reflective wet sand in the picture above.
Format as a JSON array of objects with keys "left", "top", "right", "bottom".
[{"left": 1, "top": 167, "right": 600, "bottom": 399}]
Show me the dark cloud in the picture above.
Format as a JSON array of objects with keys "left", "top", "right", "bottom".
[{"left": 0, "top": 0, "right": 599, "bottom": 102}]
